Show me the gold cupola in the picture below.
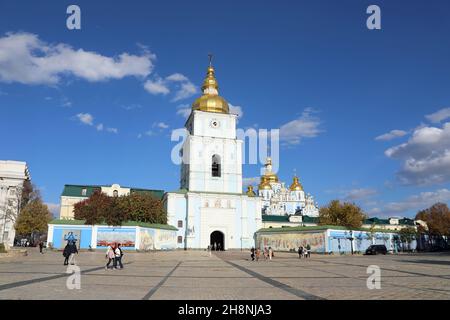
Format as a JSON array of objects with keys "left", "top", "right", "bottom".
[
  {"left": 262, "top": 157, "right": 279, "bottom": 183},
  {"left": 258, "top": 176, "right": 272, "bottom": 190},
  {"left": 289, "top": 176, "right": 303, "bottom": 191},
  {"left": 246, "top": 185, "right": 256, "bottom": 196},
  {"left": 192, "top": 57, "right": 230, "bottom": 114}
]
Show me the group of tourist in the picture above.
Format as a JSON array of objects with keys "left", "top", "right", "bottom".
[
  {"left": 105, "top": 243, "right": 124, "bottom": 270},
  {"left": 250, "top": 247, "right": 274, "bottom": 261},
  {"left": 298, "top": 244, "right": 311, "bottom": 259}
]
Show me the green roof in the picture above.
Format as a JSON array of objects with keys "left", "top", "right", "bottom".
[
  {"left": 61, "top": 184, "right": 164, "bottom": 199},
  {"left": 302, "top": 215, "right": 319, "bottom": 223},
  {"left": 262, "top": 215, "right": 290, "bottom": 222},
  {"left": 49, "top": 219, "right": 177, "bottom": 231}
]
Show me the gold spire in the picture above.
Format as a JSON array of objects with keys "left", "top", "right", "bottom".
[
  {"left": 192, "top": 55, "right": 229, "bottom": 114},
  {"left": 262, "top": 157, "right": 279, "bottom": 183},
  {"left": 289, "top": 176, "right": 303, "bottom": 191},
  {"left": 246, "top": 185, "right": 256, "bottom": 196}
]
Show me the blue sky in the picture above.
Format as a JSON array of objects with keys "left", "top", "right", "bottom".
[{"left": 1, "top": 0, "right": 450, "bottom": 218}]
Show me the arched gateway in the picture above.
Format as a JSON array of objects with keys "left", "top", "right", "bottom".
[{"left": 210, "top": 231, "right": 225, "bottom": 251}]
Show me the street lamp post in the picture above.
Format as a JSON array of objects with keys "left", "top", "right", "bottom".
[{"left": 349, "top": 230, "right": 354, "bottom": 255}]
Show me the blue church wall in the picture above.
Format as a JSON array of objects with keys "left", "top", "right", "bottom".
[
  {"left": 49, "top": 224, "right": 177, "bottom": 251},
  {"left": 52, "top": 226, "right": 92, "bottom": 249}
]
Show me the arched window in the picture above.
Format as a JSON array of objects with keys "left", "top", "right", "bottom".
[
  {"left": 113, "top": 190, "right": 118, "bottom": 197},
  {"left": 212, "top": 154, "right": 221, "bottom": 177}
]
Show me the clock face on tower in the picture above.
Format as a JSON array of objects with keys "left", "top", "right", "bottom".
[{"left": 210, "top": 119, "right": 220, "bottom": 128}]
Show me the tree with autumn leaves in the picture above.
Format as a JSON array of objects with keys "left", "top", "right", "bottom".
[
  {"left": 73, "top": 190, "right": 167, "bottom": 226},
  {"left": 415, "top": 202, "right": 450, "bottom": 249},
  {"left": 318, "top": 200, "right": 367, "bottom": 229}
]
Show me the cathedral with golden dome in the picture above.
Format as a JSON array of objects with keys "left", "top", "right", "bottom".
[{"left": 247, "top": 158, "right": 319, "bottom": 217}]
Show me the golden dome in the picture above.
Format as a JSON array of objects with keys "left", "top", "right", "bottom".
[
  {"left": 289, "top": 176, "right": 303, "bottom": 191},
  {"left": 192, "top": 62, "right": 229, "bottom": 114},
  {"left": 246, "top": 185, "right": 256, "bottom": 197},
  {"left": 258, "top": 176, "right": 272, "bottom": 190}
]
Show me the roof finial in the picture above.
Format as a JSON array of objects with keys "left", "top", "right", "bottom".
[{"left": 208, "top": 53, "right": 213, "bottom": 67}]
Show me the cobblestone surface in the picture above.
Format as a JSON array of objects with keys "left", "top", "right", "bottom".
[{"left": 0, "top": 249, "right": 449, "bottom": 300}]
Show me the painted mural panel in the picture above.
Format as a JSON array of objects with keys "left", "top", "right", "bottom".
[
  {"left": 257, "top": 232, "right": 326, "bottom": 252},
  {"left": 97, "top": 229, "right": 136, "bottom": 247},
  {"left": 61, "top": 230, "right": 81, "bottom": 249},
  {"left": 156, "top": 229, "right": 177, "bottom": 250},
  {"left": 139, "top": 228, "right": 155, "bottom": 251}
]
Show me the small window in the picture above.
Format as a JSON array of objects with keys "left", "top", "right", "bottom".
[
  {"left": 177, "top": 236, "right": 183, "bottom": 244},
  {"left": 81, "top": 188, "right": 87, "bottom": 196},
  {"left": 212, "top": 154, "right": 221, "bottom": 177},
  {"left": 178, "top": 220, "right": 183, "bottom": 228},
  {"left": 113, "top": 190, "right": 119, "bottom": 197}
]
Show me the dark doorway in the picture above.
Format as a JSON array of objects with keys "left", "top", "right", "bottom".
[{"left": 210, "top": 231, "right": 225, "bottom": 251}]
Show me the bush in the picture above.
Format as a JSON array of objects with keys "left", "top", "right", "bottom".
[{"left": 0, "top": 243, "right": 6, "bottom": 253}]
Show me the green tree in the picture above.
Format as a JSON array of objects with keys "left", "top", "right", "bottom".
[
  {"left": 319, "top": 200, "right": 367, "bottom": 229},
  {"left": 117, "top": 192, "right": 167, "bottom": 224},
  {"left": 398, "top": 227, "right": 417, "bottom": 251},
  {"left": 15, "top": 200, "right": 52, "bottom": 236}
]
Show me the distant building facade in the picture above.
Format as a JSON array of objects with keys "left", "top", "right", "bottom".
[
  {"left": 254, "top": 158, "right": 319, "bottom": 217},
  {"left": 0, "top": 160, "right": 31, "bottom": 247},
  {"left": 59, "top": 184, "right": 164, "bottom": 219}
]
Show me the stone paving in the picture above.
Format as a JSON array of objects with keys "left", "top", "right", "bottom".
[{"left": 0, "top": 249, "right": 450, "bottom": 300}]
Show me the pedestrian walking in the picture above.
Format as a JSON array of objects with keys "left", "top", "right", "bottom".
[
  {"left": 298, "top": 246, "right": 303, "bottom": 259},
  {"left": 38, "top": 241, "right": 44, "bottom": 254},
  {"left": 105, "top": 243, "right": 115, "bottom": 270},
  {"left": 68, "top": 242, "right": 78, "bottom": 265},
  {"left": 250, "top": 247, "right": 255, "bottom": 261},
  {"left": 256, "top": 248, "right": 261, "bottom": 261},
  {"left": 263, "top": 247, "right": 269, "bottom": 260},
  {"left": 207, "top": 245, "right": 212, "bottom": 257},
  {"left": 115, "top": 243, "right": 124, "bottom": 269},
  {"left": 306, "top": 244, "right": 311, "bottom": 258},
  {"left": 268, "top": 247, "right": 273, "bottom": 260},
  {"left": 63, "top": 243, "right": 71, "bottom": 265}
]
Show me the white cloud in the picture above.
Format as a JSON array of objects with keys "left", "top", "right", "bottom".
[
  {"left": 106, "top": 127, "right": 118, "bottom": 134},
  {"left": 279, "top": 108, "right": 322, "bottom": 145},
  {"left": 143, "top": 78, "right": 170, "bottom": 95},
  {"left": 166, "top": 73, "right": 189, "bottom": 82},
  {"left": 426, "top": 107, "right": 450, "bottom": 123},
  {"left": 76, "top": 113, "right": 94, "bottom": 126},
  {"left": 382, "top": 189, "right": 450, "bottom": 214},
  {"left": 121, "top": 104, "right": 142, "bottom": 111},
  {"left": 385, "top": 122, "right": 450, "bottom": 185},
  {"left": 154, "top": 122, "right": 169, "bottom": 129},
  {"left": 144, "top": 73, "right": 197, "bottom": 101},
  {"left": 229, "top": 103, "right": 244, "bottom": 119},
  {"left": 75, "top": 113, "right": 117, "bottom": 134},
  {"left": 0, "top": 32, "right": 154, "bottom": 85},
  {"left": 243, "top": 177, "right": 260, "bottom": 186},
  {"left": 176, "top": 104, "right": 191, "bottom": 119},
  {"left": 375, "top": 129, "right": 407, "bottom": 141},
  {"left": 172, "top": 81, "right": 197, "bottom": 102},
  {"left": 343, "top": 188, "right": 378, "bottom": 201}
]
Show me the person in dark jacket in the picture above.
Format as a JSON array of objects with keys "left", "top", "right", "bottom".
[
  {"left": 68, "top": 241, "right": 78, "bottom": 265},
  {"left": 250, "top": 247, "right": 255, "bottom": 261},
  {"left": 63, "top": 243, "right": 71, "bottom": 265}
]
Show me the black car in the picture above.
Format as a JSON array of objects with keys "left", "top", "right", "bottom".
[{"left": 365, "top": 244, "right": 387, "bottom": 255}]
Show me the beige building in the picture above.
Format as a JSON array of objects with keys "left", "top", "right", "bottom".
[
  {"left": 59, "top": 183, "right": 164, "bottom": 219},
  {"left": 0, "top": 160, "right": 31, "bottom": 247}
]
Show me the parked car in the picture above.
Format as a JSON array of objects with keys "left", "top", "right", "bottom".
[{"left": 365, "top": 244, "right": 387, "bottom": 255}]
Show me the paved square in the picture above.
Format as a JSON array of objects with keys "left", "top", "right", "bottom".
[{"left": 1, "top": 249, "right": 450, "bottom": 300}]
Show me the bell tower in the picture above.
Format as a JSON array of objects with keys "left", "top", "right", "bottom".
[{"left": 180, "top": 58, "right": 243, "bottom": 194}]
